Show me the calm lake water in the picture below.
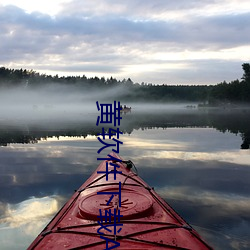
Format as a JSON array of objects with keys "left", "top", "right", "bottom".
[{"left": 0, "top": 104, "right": 250, "bottom": 249}]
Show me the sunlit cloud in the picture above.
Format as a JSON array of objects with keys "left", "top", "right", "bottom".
[
  {"left": 153, "top": 46, "right": 250, "bottom": 62},
  {"left": 0, "top": 0, "right": 66, "bottom": 16}
]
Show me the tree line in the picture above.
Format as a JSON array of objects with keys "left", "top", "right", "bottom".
[
  {"left": 0, "top": 63, "right": 249, "bottom": 104},
  {"left": 208, "top": 63, "right": 250, "bottom": 105}
]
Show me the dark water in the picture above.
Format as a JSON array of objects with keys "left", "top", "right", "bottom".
[{"left": 0, "top": 105, "right": 250, "bottom": 249}]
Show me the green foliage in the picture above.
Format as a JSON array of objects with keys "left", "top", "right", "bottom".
[
  {"left": 208, "top": 63, "right": 250, "bottom": 104},
  {"left": 242, "top": 63, "right": 250, "bottom": 82}
]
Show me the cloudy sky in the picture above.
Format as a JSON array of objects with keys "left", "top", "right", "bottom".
[{"left": 0, "top": 0, "right": 250, "bottom": 85}]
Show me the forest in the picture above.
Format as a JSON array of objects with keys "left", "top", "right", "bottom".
[{"left": 0, "top": 63, "right": 249, "bottom": 104}]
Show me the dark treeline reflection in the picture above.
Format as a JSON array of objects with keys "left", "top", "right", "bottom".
[{"left": 0, "top": 108, "right": 250, "bottom": 149}]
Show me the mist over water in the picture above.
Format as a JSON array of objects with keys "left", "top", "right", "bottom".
[
  {"left": 1, "top": 84, "right": 250, "bottom": 148},
  {"left": 0, "top": 84, "right": 196, "bottom": 124},
  {"left": 0, "top": 85, "right": 95, "bottom": 121}
]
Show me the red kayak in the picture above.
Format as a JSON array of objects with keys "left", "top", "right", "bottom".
[{"left": 28, "top": 152, "right": 213, "bottom": 249}]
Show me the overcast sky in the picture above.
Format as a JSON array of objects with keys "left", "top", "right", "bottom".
[{"left": 0, "top": 0, "right": 250, "bottom": 85}]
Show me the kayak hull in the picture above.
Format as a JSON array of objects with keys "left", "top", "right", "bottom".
[{"left": 28, "top": 152, "right": 213, "bottom": 249}]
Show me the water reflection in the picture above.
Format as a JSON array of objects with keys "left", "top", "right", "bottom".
[
  {"left": 0, "top": 196, "right": 59, "bottom": 228},
  {"left": 0, "top": 108, "right": 250, "bottom": 249},
  {"left": 0, "top": 196, "right": 62, "bottom": 250},
  {"left": 0, "top": 107, "right": 250, "bottom": 149}
]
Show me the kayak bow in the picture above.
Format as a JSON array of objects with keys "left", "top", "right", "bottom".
[{"left": 28, "top": 152, "right": 213, "bottom": 249}]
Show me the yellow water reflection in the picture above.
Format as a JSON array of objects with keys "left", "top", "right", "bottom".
[
  {"left": 0, "top": 196, "right": 59, "bottom": 230},
  {"left": 0, "top": 196, "right": 62, "bottom": 249},
  {"left": 153, "top": 150, "right": 250, "bottom": 166},
  {"left": 41, "top": 135, "right": 97, "bottom": 142}
]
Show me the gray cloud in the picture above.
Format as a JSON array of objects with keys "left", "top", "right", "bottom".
[
  {"left": 59, "top": 0, "right": 216, "bottom": 18},
  {"left": 0, "top": 1, "right": 249, "bottom": 84},
  {"left": 186, "top": 13, "right": 250, "bottom": 49},
  {"left": 1, "top": 4, "right": 249, "bottom": 47}
]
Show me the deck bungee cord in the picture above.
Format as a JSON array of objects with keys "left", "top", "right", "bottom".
[{"left": 28, "top": 153, "right": 213, "bottom": 249}]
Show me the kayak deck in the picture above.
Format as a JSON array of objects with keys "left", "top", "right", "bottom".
[{"left": 28, "top": 152, "right": 213, "bottom": 249}]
